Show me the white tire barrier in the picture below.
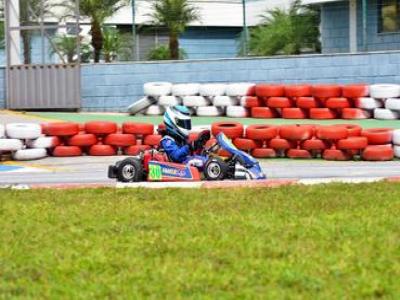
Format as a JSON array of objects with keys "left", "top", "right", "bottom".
[
  {"left": 171, "top": 83, "right": 200, "bottom": 96},
  {"left": 158, "top": 96, "right": 181, "bottom": 107},
  {"left": 199, "top": 84, "right": 227, "bottom": 97},
  {"left": 12, "top": 148, "right": 47, "bottom": 161},
  {"left": 0, "top": 139, "right": 24, "bottom": 151},
  {"left": 355, "top": 97, "right": 383, "bottom": 109},
  {"left": 145, "top": 105, "right": 165, "bottom": 116},
  {"left": 128, "top": 97, "right": 156, "bottom": 115},
  {"left": 226, "top": 83, "right": 255, "bottom": 96},
  {"left": 393, "top": 129, "right": 400, "bottom": 145},
  {"left": 144, "top": 82, "right": 172, "bottom": 97},
  {"left": 26, "top": 136, "right": 60, "bottom": 149},
  {"left": 226, "top": 106, "right": 249, "bottom": 118},
  {"left": 6, "top": 123, "right": 42, "bottom": 140},
  {"left": 0, "top": 124, "right": 5, "bottom": 138},
  {"left": 394, "top": 145, "right": 400, "bottom": 158},
  {"left": 213, "top": 96, "right": 238, "bottom": 107},
  {"left": 374, "top": 108, "right": 399, "bottom": 120},
  {"left": 370, "top": 84, "right": 400, "bottom": 99},
  {"left": 196, "top": 106, "right": 223, "bottom": 117},
  {"left": 385, "top": 98, "right": 400, "bottom": 111},
  {"left": 182, "top": 96, "right": 211, "bottom": 107}
]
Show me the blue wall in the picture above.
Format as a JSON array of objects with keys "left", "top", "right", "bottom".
[{"left": 321, "top": 0, "right": 400, "bottom": 53}]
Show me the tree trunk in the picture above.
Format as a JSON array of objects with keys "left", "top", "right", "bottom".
[
  {"left": 91, "top": 20, "right": 103, "bottom": 63},
  {"left": 21, "top": 31, "right": 31, "bottom": 65},
  {"left": 169, "top": 33, "right": 179, "bottom": 60},
  {"left": 104, "top": 52, "right": 111, "bottom": 63}
]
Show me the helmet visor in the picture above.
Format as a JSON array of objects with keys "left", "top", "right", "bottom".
[{"left": 176, "top": 118, "right": 192, "bottom": 131}]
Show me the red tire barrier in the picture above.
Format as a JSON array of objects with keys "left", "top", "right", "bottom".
[
  {"left": 317, "top": 126, "right": 348, "bottom": 140},
  {"left": 46, "top": 122, "right": 80, "bottom": 137},
  {"left": 285, "top": 85, "right": 312, "bottom": 98},
  {"left": 312, "top": 85, "right": 342, "bottom": 98},
  {"left": 243, "top": 96, "right": 263, "bottom": 108},
  {"left": 251, "top": 148, "right": 277, "bottom": 158},
  {"left": 361, "top": 128, "right": 393, "bottom": 145},
  {"left": 334, "top": 124, "right": 362, "bottom": 137},
  {"left": 251, "top": 107, "right": 277, "bottom": 119},
  {"left": 337, "top": 137, "right": 368, "bottom": 150},
  {"left": 205, "top": 138, "right": 217, "bottom": 149},
  {"left": 342, "top": 85, "right": 369, "bottom": 98},
  {"left": 287, "top": 149, "right": 312, "bottom": 159},
  {"left": 296, "top": 97, "right": 320, "bottom": 109},
  {"left": 67, "top": 134, "right": 98, "bottom": 147},
  {"left": 323, "top": 149, "right": 353, "bottom": 161},
  {"left": 267, "top": 97, "right": 293, "bottom": 108},
  {"left": 310, "top": 108, "right": 337, "bottom": 119},
  {"left": 342, "top": 108, "right": 371, "bottom": 119},
  {"left": 143, "top": 134, "right": 162, "bottom": 146},
  {"left": 362, "top": 145, "right": 394, "bottom": 161},
  {"left": 89, "top": 145, "right": 117, "bottom": 156},
  {"left": 53, "top": 146, "right": 82, "bottom": 157},
  {"left": 282, "top": 108, "right": 308, "bottom": 119},
  {"left": 255, "top": 84, "right": 285, "bottom": 97},
  {"left": 124, "top": 145, "right": 152, "bottom": 156},
  {"left": 85, "top": 121, "right": 118, "bottom": 135},
  {"left": 211, "top": 122, "right": 244, "bottom": 139},
  {"left": 269, "top": 138, "right": 296, "bottom": 150},
  {"left": 325, "top": 97, "right": 351, "bottom": 109},
  {"left": 279, "top": 125, "right": 314, "bottom": 141},
  {"left": 104, "top": 134, "right": 136, "bottom": 147},
  {"left": 123, "top": 122, "right": 154, "bottom": 135},
  {"left": 301, "top": 139, "right": 328, "bottom": 151},
  {"left": 233, "top": 138, "right": 261, "bottom": 150},
  {"left": 246, "top": 125, "right": 278, "bottom": 140}
]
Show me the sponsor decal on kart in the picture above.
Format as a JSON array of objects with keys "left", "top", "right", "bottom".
[{"left": 148, "top": 161, "right": 193, "bottom": 181}]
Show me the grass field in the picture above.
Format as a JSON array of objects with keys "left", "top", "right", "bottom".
[{"left": 1, "top": 183, "right": 399, "bottom": 298}]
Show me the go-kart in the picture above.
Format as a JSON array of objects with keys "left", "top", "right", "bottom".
[{"left": 108, "top": 131, "right": 266, "bottom": 182}]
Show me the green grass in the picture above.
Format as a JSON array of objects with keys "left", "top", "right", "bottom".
[
  {"left": 1, "top": 182, "right": 399, "bottom": 298},
  {"left": 27, "top": 112, "right": 400, "bottom": 128}
]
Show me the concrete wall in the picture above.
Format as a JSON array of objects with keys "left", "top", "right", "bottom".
[{"left": 81, "top": 51, "right": 400, "bottom": 112}]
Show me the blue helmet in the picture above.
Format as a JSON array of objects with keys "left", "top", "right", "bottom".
[{"left": 164, "top": 106, "right": 192, "bottom": 140}]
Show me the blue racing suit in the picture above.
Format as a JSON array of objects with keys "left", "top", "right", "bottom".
[{"left": 160, "top": 135, "right": 191, "bottom": 163}]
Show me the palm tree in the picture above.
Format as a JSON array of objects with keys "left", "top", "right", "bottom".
[
  {"left": 51, "top": 34, "right": 92, "bottom": 63},
  {"left": 102, "top": 27, "right": 122, "bottom": 62},
  {"left": 150, "top": 0, "right": 199, "bottom": 60}
]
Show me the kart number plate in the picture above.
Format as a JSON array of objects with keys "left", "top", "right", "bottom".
[{"left": 149, "top": 164, "right": 162, "bottom": 180}]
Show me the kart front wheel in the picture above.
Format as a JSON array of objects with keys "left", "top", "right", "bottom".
[
  {"left": 116, "top": 158, "right": 143, "bottom": 182},
  {"left": 204, "top": 157, "right": 228, "bottom": 181}
]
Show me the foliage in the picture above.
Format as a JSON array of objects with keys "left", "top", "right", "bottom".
[
  {"left": 248, "top": 0, "right": 320, "bottom": 56},
  {"left": 102, "top": 27, "right": 122, "bottom": 63},
  {"left": 147, "top": 44, "right": 187, "bottom": 60},
  {"left": 149, "top": 0, "right": 199, "bottom": 60},
  {"left": 0, "top": 21, "right": 4, "bottom": 49},
  {"left": 50, "top": 34, "right": 92, "bottom": 63},
  {"left": 0, "top": 182, "right": 399, "bottom": 298}
]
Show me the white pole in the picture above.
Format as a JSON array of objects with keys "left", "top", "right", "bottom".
[
  {"left": 8, "top": 0, "right": 21, "bottom": 65},
  {"left": 349, "top": 0, "right": 357, "bottom": 53}
]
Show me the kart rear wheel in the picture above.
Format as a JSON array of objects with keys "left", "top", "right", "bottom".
[
  {"left": 116, "top": 158, "right": 144, "bottom": 182},
  {"left": 204, "top": 158, "right": 228, "bottom": 181}
]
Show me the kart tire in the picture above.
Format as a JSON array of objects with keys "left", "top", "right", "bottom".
[
  {"left": 182, "top": 96, "right": 211, "bottom": 107},
  {"left": 394, "top": 145, "right": 400, "bottom": 158},
  {"left": 199, "top": 84, "right": 227, "bottom": 97},
  {"left": 226, "top": 106, "right": 249, "bottom": 118},
  {"left": 158, "top": 95, "right": 181, "bottom": 107},
  {"left": 251, "top": 107, "right": 278, "bottom": 119},
  {"left": 342, "top": 108, "right": 371, "bottom": 119},
  {"left": 323, "top": 149, "right": 353, "bottom": 161},
  {"left": 287, "top": 149, "right": 312, "bottom": 159},
  {"left": 211, "top": 122, "right": 244, "bottom": 139},
  {"left": 0, "top": 124, "right": 4, "bottom": 138},
  {"left": 204, "top": 157, "right": 228, "bottom": 181},
  {"left": 6, "top": 123, "right": 42, "bottom": 139},
  {"left": 53, "top": 146, "right": 82, "bottom": 157},
  {"left": 46, "top": 122, "right": 80, "bottom": 136},
  {"left": 362, "top": 145, "right": 394, "bottom": 161},
  {"left": 143, "top": 134, "right": 162, "bottom": 146},
  {"left": 325, "top": 97, "right": 351, "bottom": 109},
  {"left": 282, "top": 108, "right": 308, "bottom": 119},
  {"left": 233, "top": 138, "right": 261, "bottom": 151},
  {"left": 255, "top": 84, "right": 285, "bottom": 97},
  {"left": 26, "top": 136, "right": 61, "bottom": 149},
  {"left": 269, "top": 138, "right": 296, "bottom": 150},
  {"left": 128, "top": 97, "right": 157, "bottom": 115},
  {"left": 267, "top": 97, "right": 293, "bottom": 108},
  {"left": 213, "top": 96, "right": 238, "bottom": 107},
  {"left": 393, "top": 129, "right": 400, "bottom": 145},
  {"left": 301, "top": 139, "right": 328, "bottom": 151},
  {"left": 196, "top": 106, "right": 223, "bottom": 117},
  {"left": 246, "top": 125, "right": 278, "bottom": 140},
  {"left": 310, "top": 108, "right": 337, "bottom": 119},
  {"left": 354, "top": 97, "right": 383, "bottom": 109},
  {"left": 334, "top": 124, "right": 362, "bottom": 137},
  {"left": 342, "top": 85, "right": 369, "bottom": 98},
  {"left": 361, "top": 128, "right": 393, "bottom": 145},
  {"left": 226, "top": 83, "right": 255, "bottom": 96},
  {"left": 374, "top": 108, "right": 399, "bottom": 120},
  {"left": 251, "top": 148, "right": 277, "bottom": 158},
  {"left": 296, "top": 97, "right": 320, "bottom": 109},
  {"left": 104, "top": 134, "right": 136, "bottom": 147},
  {"left": 240, "top": 96, "right": 262, "bottom": 108},
  {"left": 279, "top": 125, "right": 314, "bottom": 141},
  {"left": 317, "top": 126, "right": 348, "bottom": 140},
  {"left": 116, "top": 158, "right": 144, "bottom": 182},
  {"left": 337, "top": 137, "right": 368, "bottom": 150},
  {"left": 12, "top": 148, "right": 47, "bottom": 161},
  {"left": 171, "top": 83, "right": 200, "bottom": 96},
  {"left": 0, "top": 139, "right": 24, "bottom": 151},
  {"left": 384, "top": 98, "right": 400, "bottom": 111},
  {"left": 123, "top": 123, "right": 154, "bottom": 135},
  {"left": 145, "top": 105, "right": 165, "bottom": 116},
  {"left": 144, "top": 82, "right": 172, "bottom": 97},
  {"left": 370, "top": 84, "right": 400, "bottom": 99},
  {"left": 312, "top": 85, "right": 342, "bottom": 98},
  {"left": 88, "top": 144, "right": 117, "bottom": 156},
  {"left": 85, "top": 121, "right": 118, "bottom": 135},
  {"left": 124, "top": 145, "right": 152, "bottom": 156},
  {"left": 284, "top": 85, "right": 312, "bottom": 98},
  {"left": 67, "top": 134, "right": 98, "bottom": 147}
]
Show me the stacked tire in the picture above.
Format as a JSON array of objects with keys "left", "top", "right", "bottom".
[
  {"left": 363, "top": 84, "right": 400, "bottom": 120},
  {"left": 361, "top": 128, "right": 394, "bottom": 161}
]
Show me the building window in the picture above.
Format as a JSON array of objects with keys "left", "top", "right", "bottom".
[{"left": 379, "top": 0, "right": 400, "bottom": 32}]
